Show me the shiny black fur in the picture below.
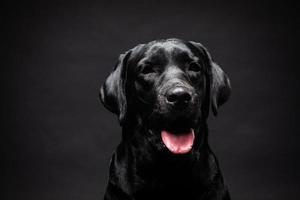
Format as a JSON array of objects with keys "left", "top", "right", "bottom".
[{"left": 100, "top": 39, "right": 231, "bottom": 200}]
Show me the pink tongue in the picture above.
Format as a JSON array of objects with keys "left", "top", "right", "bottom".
[{"left": 161, "top": 129, "right": 195, "bottom": 154}]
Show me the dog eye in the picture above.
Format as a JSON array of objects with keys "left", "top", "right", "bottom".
[
  {"left": 188, "top": 62, "right": 202, "bottom": 72},
  {"left": 141, "top": 64, "right": 155, "bottom": 74}
]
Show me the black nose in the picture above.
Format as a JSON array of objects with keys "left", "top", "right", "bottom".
[{"left": 166, "top": 87, "right": 192, "bottom": 105}]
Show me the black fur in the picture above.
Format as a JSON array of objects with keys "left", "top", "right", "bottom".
[{"left": 100, "top": 38, "right": 231, "bottom": 200}]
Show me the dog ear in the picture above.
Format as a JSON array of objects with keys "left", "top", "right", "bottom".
[
  {"left": 210, "top": 62, "right": 231, "bottom": 116},
  {"left": 189, "top": 41, "right": 231, "bottom": 116},
  {"left": 99, "top": 50, "right": 132, "bottom": 125}
]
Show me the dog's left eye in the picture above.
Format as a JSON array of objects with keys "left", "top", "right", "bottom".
[
  {"left": 140, "top": 64, "right": 155, "bottom": 75},
  {"left": 188, "top": 62, "right": 202, "bottom": 72}
]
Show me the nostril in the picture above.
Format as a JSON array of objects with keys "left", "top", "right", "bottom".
[
  {"left": 167, "top": 93, "right": 178, "bottom": 103},
  {"left": 166, "top": 87, "right": 192, "bottom": 104},
  {"left": 182, "top": 92, "right": 192, "bottom": 102}
]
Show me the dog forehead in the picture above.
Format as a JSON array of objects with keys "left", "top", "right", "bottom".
[
  {"left": 146, "top": 41, "right": 193, "bottom": 57},
  {"left": 136, "top": 41, "right": 197, "bottom": 67}
]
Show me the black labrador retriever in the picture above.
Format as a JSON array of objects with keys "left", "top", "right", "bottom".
[{"left": 100, "top": 38, "right": 231, "bottom": 200}]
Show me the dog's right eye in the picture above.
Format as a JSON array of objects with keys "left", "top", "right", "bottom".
[
  {"left": 188, "top": 62, "right": 202, "bottom": 72},
  {"left": 140, "top": 64, "right": 155, "bottom": 75}
]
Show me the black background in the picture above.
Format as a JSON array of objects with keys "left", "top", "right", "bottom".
[{"left": 2, "top": 0, "right": 299, "bottom": 199}]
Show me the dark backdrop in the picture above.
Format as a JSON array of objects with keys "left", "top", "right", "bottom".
[{"left": 2, "top": 0, "right": 299, "bottom": 199}]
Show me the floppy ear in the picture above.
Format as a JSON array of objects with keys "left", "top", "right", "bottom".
[
  {"left": 99, "top": 50, "right": 132, "bottom": 125},
  {"left": 189, "top": 41, "right": 231, "bottom": 116},
  {"left": 210, "top": 62, "right": 231, "bottom": 116}
]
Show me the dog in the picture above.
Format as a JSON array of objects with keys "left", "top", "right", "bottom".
[{"left": 100, "top": 38, "right": 231, "bottom": 200}]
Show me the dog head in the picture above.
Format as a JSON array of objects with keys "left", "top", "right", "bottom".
[{"left": 100, "top": 39, "right": 231, "bottom": 154}]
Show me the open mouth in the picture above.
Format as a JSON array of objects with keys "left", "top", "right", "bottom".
[{"left": 161, "top": 128, "right": 195, "bottom": 154}]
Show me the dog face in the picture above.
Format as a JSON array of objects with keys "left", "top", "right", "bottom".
[
  {"left": 133, "top": 41, "right": 208, "bottom": 132},
  {"left": 100, "top": 39, "right": 231, "bottom": 154}
]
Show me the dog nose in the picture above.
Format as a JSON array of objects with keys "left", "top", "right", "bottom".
[{"left": 166, "top": 87, "right": 192, "bottom": 105}]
